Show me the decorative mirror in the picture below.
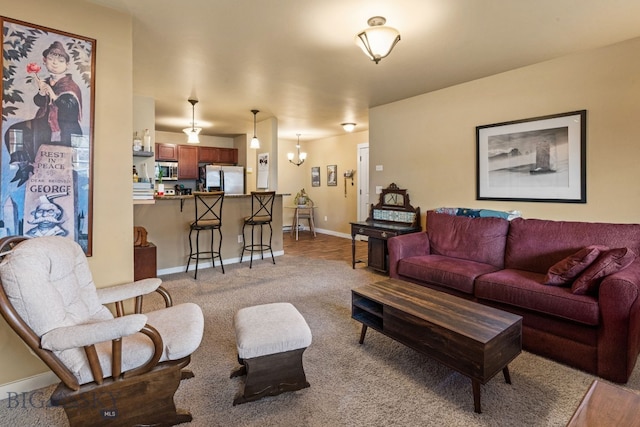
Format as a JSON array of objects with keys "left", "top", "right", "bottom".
[
  {"left": 383, "top": 191, "right": 404, "bottom": 207},
  {"left": 381, "top": 183, "right": 407, "bottom": 208}
]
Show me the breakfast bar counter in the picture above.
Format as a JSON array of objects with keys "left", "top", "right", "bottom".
[{"left": 133, "top": 193, "right": 285, "bottom": 275}]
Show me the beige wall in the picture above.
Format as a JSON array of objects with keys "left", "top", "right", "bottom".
[
  {"left": 370, "top": 36, "right": 640, "bottom": 227},
  {"left": 0, "top": 1, "right": 134, "bottom": 386},
  {"left": 278, "top": 131, "right": 369, "bottom": 235}
]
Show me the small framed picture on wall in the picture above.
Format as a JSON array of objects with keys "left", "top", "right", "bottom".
[
  {"left": 311, "top": 166, "right": 320, "bottom": 187},
  {"left": 327, "top": 165, "right": 337, "bottom": 186}
]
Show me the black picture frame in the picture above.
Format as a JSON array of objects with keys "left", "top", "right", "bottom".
[
  {"left": 1, "top": 16, "right": 96, "bottom": 254},
  {"left": 476, "top": 110, "right": 586, "bottom": 203}
]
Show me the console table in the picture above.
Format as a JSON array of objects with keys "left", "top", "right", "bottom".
[{"left": 350, "top": 183, "right": 420, "bottom": 273}]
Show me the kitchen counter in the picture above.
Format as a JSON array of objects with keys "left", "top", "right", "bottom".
[
  {"left": 134, "top": 193, "right": 286, "bottom": 274},
  {"left": 155, "top": 193, "right": 260, "bottom": 200}
]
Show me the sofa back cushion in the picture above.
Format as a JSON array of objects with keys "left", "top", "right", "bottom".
[
  {"left": 505, "top": 218, "right": 640, "bottom": 274},
  {"left": 427, "top": 210, "right": 509, "bottom": 268}
]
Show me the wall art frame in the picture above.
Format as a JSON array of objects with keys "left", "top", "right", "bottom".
[
  {"left": 311, "top": 166, "right": 320, "bottom": 187},
  {"left": 327, "top": 164, "right": 337, "bottom": 186},
  {"left": 1, "top": 16, "right": 96, "bottom": 254},
  {"left": 476, "top": 110, "right": 586, "bottom": 203}
]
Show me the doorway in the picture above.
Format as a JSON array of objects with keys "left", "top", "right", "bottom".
[{"left": 357, "top": 143, "right": 369, "bottom": 222}]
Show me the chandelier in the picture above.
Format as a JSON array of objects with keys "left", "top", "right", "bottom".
[
  {"left": 183, "top": 99, "right": 201, "bottom": 143},
  {"left": 288, "top": 134, "right": 307, "bottom": 166},
  {"left": 355, "top": 16, "right": 401, "bottom": 64}
]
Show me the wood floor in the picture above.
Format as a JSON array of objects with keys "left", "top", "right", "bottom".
[{"left": 282, "top": 229, "right": 368, "bottom": 267}]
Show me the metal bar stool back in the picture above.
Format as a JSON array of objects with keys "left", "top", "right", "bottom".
[
  {"left": 240, "top": 191, "right": 276, "bottom": 268},
  {"left": 187, "top": 191, "right": 225, "bottom": 278}
]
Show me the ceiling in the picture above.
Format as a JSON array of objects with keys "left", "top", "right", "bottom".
[{"left": 88, "top": 0, "right": 640, "bottom": 141}]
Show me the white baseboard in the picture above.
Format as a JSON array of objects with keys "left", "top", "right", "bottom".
[
  {"left": 0, "top": 371, "right": 58, "bottom": 397},
  {"left": 158, "top": 250, "right": 284, "bottom": 276},
  {"left": 283, "top": 227, "right": 365, "bottom": 241},
  {"left": 312, "top": 228, "right": 352, "bottom": 239}
]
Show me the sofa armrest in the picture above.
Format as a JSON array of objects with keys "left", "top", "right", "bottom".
[
  {"left": 597, "top": 260, "right": 640, "bottom": 382},
  {"left": 388, "top": 232, "right": 430, "bottom": 278}
]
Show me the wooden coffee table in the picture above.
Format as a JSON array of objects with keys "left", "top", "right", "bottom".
[{"left": 352, "top": 278, "right": 522, "bottom": 413}]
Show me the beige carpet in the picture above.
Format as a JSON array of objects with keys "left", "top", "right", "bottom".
[{"left": 2, "top": 254, "right": 640, "bottom": 426}]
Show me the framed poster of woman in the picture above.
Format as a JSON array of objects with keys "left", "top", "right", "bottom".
[{"left": 0, "top": 17, "right": 96, "bottom": 254}]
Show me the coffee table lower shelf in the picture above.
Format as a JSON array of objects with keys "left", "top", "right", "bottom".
[{"left": 352, "top": 279, "right": 522, "bottom": 413}]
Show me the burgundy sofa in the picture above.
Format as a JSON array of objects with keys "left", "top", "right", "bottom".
[{"left": 388, "top": 210, "right": 640, "bottom": 383}]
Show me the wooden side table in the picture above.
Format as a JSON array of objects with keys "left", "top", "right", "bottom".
[
  {"left": 134, "top": 242, "right": 157, "bottom": 280},
  {"left": 567, "top": 380, "right": 640, "bottom": 426}
]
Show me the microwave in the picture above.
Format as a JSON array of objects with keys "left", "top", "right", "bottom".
[{"left": 155, "top": 161, "right": 178, "bottom": 181}]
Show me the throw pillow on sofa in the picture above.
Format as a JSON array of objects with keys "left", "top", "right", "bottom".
[
  {"left": 571, "top": 247, "right": 638, "bottom": 295},
  {"left": 544, "top": 245, "right": 609, "bottom": 286}
]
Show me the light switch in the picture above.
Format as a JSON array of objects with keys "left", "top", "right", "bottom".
[
  {"left": 375, "top": 165, "right": 383, "bottom": 171},
  {"left": 376, "top": 186, "right": 383, "bottom": 194}
]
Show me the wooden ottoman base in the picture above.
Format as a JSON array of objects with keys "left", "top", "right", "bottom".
[{"left": 231, "top": 348, "right": 310, "bottom": 405}]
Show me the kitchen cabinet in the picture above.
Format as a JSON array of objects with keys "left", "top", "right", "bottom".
[
  {"left": 177, "top": 145, "right": 199, "bottom": 179},
  {"left": 155, "top": 143, "right": 178, "bottom": 161},
  {"left": 198, "top": 147, "right": 238, "bottom": 164},
  {"left": 218, "top": 147, "right": 238, "bottom": 164},
  {"left": 198, "top": 147, "right": 216, "bottom": 163}
]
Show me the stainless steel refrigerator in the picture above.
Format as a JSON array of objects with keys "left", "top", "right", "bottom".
[{"left": 205, "top": 165, "right": 245, "bottom": 194}]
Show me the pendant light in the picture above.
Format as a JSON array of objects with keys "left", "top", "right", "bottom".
[
  {"left": 288, "top": 134, "right": 307, "bottom": 166},
  {"left": 183, "top": 99, "right": 201, "bottom": 143},
  {"left": 250, "top": 109, "right": 260, "bottom": 149},
  {"left": 355, "top": 16, "right": 401, "bottom": 64}
]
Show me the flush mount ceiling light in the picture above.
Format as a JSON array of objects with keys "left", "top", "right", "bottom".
[
  {"left": 250, "top": 109, "right": 260, "bottom": 149},
  {"left": 355, "top": 16, "right": 401, "bottom": 64},
  {"left": 288, "top": 134, "right": 307, "bottom": 167},
  {"left": 341, "top": 122, "right": 356, "bottom": 132},
  {"left": 183, "top": 99, "right": 202, "bottom": 143}
]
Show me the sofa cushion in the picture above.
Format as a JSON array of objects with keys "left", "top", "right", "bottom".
[
  {"left": 397, "top": 255, "right": 501, "bottom": 294},
  {"left": 505, "top": 218, "right": 640, "bottom": 274},
  {"left": 544, "top": 245, "right": 609, "bottom": 286},
  {"left": 571, "top": 247, "right": 638, "bottom": 295},
  {"left": 475, "top": 269, "right": 600, "bottom": 326},
  {"left": 427, "top": 210, "right": 509, "bottom": 268}
]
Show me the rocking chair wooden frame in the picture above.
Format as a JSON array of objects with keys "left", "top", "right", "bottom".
[{"left": 0, "top": 236, "right": 197, "bottom": 427}]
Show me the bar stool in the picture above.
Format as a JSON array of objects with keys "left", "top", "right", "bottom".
[
  {"left": 186, "top": 191, "right": 225, "bottom": 279},
  {"left": 240, "top": 191, "right": 276, "bottom": 268}
]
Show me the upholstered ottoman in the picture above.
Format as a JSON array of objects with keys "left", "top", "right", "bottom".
[{"left": 231, "top": 302, "right": 312, "bottom": 405}]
